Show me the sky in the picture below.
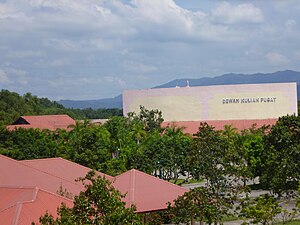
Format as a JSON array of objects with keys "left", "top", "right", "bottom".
[{"left": 0, "top": 0, "right": 300, "bottom": 100}]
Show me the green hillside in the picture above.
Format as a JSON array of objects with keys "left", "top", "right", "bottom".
[{"left": 0, "top": 89, "right": 122, "bottom": 126}]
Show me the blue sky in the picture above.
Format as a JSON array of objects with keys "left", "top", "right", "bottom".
[{"left": 0, "top": 0, "right": 299, "bottom": 100}]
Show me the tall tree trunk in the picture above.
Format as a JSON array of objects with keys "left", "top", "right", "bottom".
[
  {"left": 191, "top": 210, "right": 195, "bottom": 225},
  {"left": 199, "top": 209, "right": 203, "bottom": 225}
]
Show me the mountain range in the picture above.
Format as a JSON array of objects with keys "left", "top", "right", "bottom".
[{"left": 58, "top": 70, "right": 300, "bottom": 109}]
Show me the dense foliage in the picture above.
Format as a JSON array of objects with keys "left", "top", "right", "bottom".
[
  {"left": 2, "top": 103, "right": 300, "bottom": 197},
  {"left": 38, "top": 171, "right": 142, "bottom": 225},
  {"left": 0, "top": 89, "right": 122, "bottom": 125},
  {"left": 2, "top": 90, "right": 300, "bottom": 224}
]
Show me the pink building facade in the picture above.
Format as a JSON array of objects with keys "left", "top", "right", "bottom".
[{"left": 123, "top": 83, "right": 297, "bottom": 122}]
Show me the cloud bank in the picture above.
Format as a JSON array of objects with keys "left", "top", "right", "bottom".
[{"left": 0, "top": 0, "right": 299, "bottom": 100}]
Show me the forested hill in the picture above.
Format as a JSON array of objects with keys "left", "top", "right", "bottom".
[
  {"left": 59, "top": 70, "right": 300, "bottom": 109},
  {"left": 0, "top": 90, "right": 122, "bottom": 126},
  {"left": 155, "top": 70, "right": 300, "bottom": 89}
]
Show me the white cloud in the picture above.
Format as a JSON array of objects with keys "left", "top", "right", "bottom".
[
  {"left": 265, "top": 52, "right": 290, "bottom": 65},
  {"left": 122, "top": 61, "right": 157, "bottom": 73},
  {"left": 48, "top": 76, "right": 102, "bottom": 87},
  {"left": 6, "top": 50, "right": 43, "bottom": 59},
  {"left": 0, "top": 69, "right": 9, "bottom": 83},
  {"left": 212, "top": 2, "right": 264, "bottom": 24},
  {"left": 48, "top": 59, "right": 70, "bottom": 67},
  {"left": 0, "top": 67, "right": 28, "bottom": 85},
  {"left": 0, "top": 0, "right": 300, "bottom": 100},
  {"left": 7, "top": 68, "right": 28, "bottom": 85},
  {"left": 285, "top": 19, "right": 296, "bottom": 32},
  {"left": 103, "top": 76, "right": 126, "bottom": 88}
]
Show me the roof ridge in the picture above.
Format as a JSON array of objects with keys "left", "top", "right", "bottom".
[
  {"left": 24, "top": 187, "right": 74, "bottom": 202},
  {"left": 129, "top": 169, "right": 136, "bottom": 206},
  {"left": 12, "top": 202, "right": 23, "bottom": 225},
  {"left": 0, "top": 186, "right": 73, "bottom": 216},
  {"left": 117, "top": 169, "right": 187, "bottom": 191},
  {"left": 0, "top": 187, "right": 38, "bottom": 214},
  {"left": 22, "top": 114, "right": 69, "bottom": 117}
]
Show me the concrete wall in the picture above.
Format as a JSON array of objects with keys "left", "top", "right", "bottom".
[{"left": 123, "top": 83, "right": 298, "bottom": 121}]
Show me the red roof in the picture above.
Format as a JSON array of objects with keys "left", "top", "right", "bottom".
[
  {"left": 0, "top": 155, "right": 114, "bottom": 224},
  {"left": 113, "top": 169, "right": 187, "bottom": 213},
  {"left": 6, "top": 115, "right": 76, "bottom": 131},
  {"left": 0, "top": 186, "right": 73, "bottom": 225},
  {"left": 162, "top": 119, "right": 278, "bottom": 135},
  {"left": 20, "top": 157, "right": 113, "bottom": 182},
  {"left": 1, "top": 155, "right": 187, "bottom": 222},
  {"left": 0, "top": 154, "right": 84, "bottom": 196}
]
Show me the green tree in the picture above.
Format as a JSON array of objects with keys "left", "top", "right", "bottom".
[
  {"left": 188, "top": 123, "right": 227, "bottom": 192},
  {"left": 38, "top": 171, "right": 142, "bottom": 225},
  {"left": 131, "top": 127, "right": 192, "bottom": 181},
  {"left": 128, "top": 106, "right": 164, "bottom": 132},
  {"left": 241, "top": 194, "right": 282, "bottom": 225},
  {"left": 261, "top": 115, "right": 300, "bottom": 195},
  {"left": 0, "top": 127, "right": 59, "bottom": 160},
  {"left": 168, "top": 187, "right": 232, "bottom": 225},
  {"left": 239, "top": 125, "right": 269, "bottom": 183}
]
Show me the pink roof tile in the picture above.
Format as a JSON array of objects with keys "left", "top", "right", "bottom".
[
  {"left": 7, "top": 115, "right": 76, "bottom": 131},
  {"left": 162, "top": 119, "right": 278, "bottom": 135},
  {"left": 113, "top": 169, "right": 187, "bottom": 213},
  {"left": 0, "top": 186, "right": 73, "bottom": 225},
  {"left": 0, "top": 154, "right": 84, "bottom": 197},
  {"left": 20, "top": 157, "right": 113, "bottom": 182}
]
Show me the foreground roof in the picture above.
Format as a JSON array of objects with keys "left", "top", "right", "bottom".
[
  {"left": 6, "top": 114, "right": 76, "bottom": 131},
  {"left": 162, "top": 118, "right": 278, "bottom": 135},
  {"left": 113, "top": 169, "right": 187, "bottom": 213},
  {"left": 1, "top": 155, "right": 114, "bottom": 224},
  {"left": 0, "top": 186, "right": 73, "bottom": 225},
  {"left": 1, "top": 155, "right": 187, "bottom": 222},
  {"left": 0, "top": 154, "right": 84, "bottom": 196}
]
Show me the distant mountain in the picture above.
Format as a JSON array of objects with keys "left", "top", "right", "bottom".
[
  {"left": 59, "top": 95, "right": 122, "bottom": 109},
  {"left": 59, "top": 70, "right": 300, "bottom": 109},
  {"left": 155, "top": 70, "right": 300, "bottom": 88}
]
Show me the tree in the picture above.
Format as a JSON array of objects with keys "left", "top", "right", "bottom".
[
  {"left": 168, "top": 187, "right": 232, "bottom": 225},
  {"left": 240, "top": 125, "right": 268, "bottom": 181},
  {"left": 241, "top": 194, "right": 282, "bottom": 225},
  {"left": 261, "top": 115, "right": 300, "bottom": 195},
  {"left": 38, "top": 171, "right": 142, "bottom": 225},
  {"left": 188, "top": 123, "right": 227, "bottom": 193},
  {"left": 128, "top": 106, "right": 164, "bottom": 132},
  {"left": 131, "top": 126, "right": 192, "bottom": 181}
]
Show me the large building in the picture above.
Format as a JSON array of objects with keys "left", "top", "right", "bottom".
[{"left": 123, "top": 83, "right": 297, "bottom": 131}]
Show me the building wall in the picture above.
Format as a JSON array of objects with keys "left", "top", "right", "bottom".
[{"left": 123, "top": 83, "right": 298, "bottom": 121}]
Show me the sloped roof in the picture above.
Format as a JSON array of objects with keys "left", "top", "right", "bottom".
[
  {"left": 113, "top": 169, "right": 187, "bottom": 213},
  {"left": 0, "top": 186, "right": 73, "bottom": 225},
  {"left": 7, "top": 114, "right": 76, "bottom": 131},
  {"left": 20, "top": 157, "right": 113, "bottom": 182},
  {"left": 0, "top": 154, "right": 84, "bottom": 197},
  {"left": 162, "top": 119, "right": 278, "bottom": 135}
]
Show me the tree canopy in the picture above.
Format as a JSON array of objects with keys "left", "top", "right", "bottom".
[
  {"left": 0, "top": 89, "right": 122, "bottom": 126},
  {"left": 38, "top": 171, "right": 142, "bottom": 225}
]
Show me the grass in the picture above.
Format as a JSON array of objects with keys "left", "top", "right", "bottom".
[
  {"left": 276, "top": 220, "right": 300, "bottom": 225},
  {"left": 221, "top": 215, "right": 243, "bottom": 222},
  {"left": 170, "top": 178, "right": 204, "bottom": 185}
]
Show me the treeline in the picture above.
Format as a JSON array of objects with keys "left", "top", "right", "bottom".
[
  {"left": 0, "top": 89, "right": 122, "bottom": 126},
  {"left": 2, "top": 107, "right": 300, "bottom": 224},
  {"left": 1, "top": 105, "right": 300, "bottom": 197}
]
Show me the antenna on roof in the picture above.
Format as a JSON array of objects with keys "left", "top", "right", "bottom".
[{"left": 186, "top": 80, "right": 190, "bottom": 87}]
